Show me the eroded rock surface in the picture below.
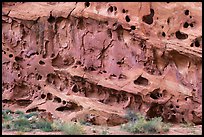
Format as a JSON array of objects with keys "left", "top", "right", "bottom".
[{"left": 2, "top": 2, "right": 202, "bottom": 125}]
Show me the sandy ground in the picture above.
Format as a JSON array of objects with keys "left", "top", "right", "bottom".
[{"left": 2, "top": 124, "right": 202, "bottom": 135}]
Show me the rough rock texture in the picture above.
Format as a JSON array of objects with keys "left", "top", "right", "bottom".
[{"left": 2, "top": 2, "right": 202, "bottom": 125}]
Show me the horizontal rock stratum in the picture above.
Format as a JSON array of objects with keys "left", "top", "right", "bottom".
[{"left": 2, "top": 2, "right": 202, "bottom": 125}]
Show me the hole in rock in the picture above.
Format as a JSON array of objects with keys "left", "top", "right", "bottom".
[
  {"left": 37, "top": 75, "right": 42, "bottom": 80},
  {"left": 169, "top": 115, "right": 177, "bottom": 123},
  {"left": 110, "top": 74, "right": 117, "bottom": 77},
  {"left": 37, "top": 86, "right": 41, "bottom": 90},
  {"left": 169, "top": 104, "right": 174, "bottom": 108},
  {"left": 162, "top": 32, "right": 166, "bottom": 37},
  {"left": 183, "top": 22, "right": 189, "bottom": 28},
  {"left": 113, "top": 22, "right": 117, "bottom": 26},
  {"left": 26, "top": 107, "right": 38, "bottom": 113},
  {"left": 51, "top": 53, "right": 55, "bottom": 58},
  {"left": 134, "top": 75, "right": 149, "bottom": 86},
  {"left": 113, "top": 6, "right": 117, "bottom": 11},
  {"left": 175, "top": 31, "right": 188, "bottom": 39},
  {"left": 88, "top": 66, "right": 96, "bottom": 71},
  {"left": 190, "top": 23, "right": 194, "bottom": 27},
  {"left": 119, "top": 74, "right": 127, "bottom": 79},
  {"left": 47, "top": 14, "right": 55, "bottom": 23},
  {"left": 142, "top": 9, "right": 154, "bottom": 25},
  {"left": 108, "top": 6, "right": 113, "bottom": 12},
  {"left": 47, "top": 73, "right": 56, "bottom": 83},
  {"left": 54, "top": 96, "right": 61, "bottom": 103},
  {"left": 56, "top": 106, "right": 70, "bottom": 111},
  {"left": 190, "top": 43, "right": 194, "bottom": 47},
  {"left": 103, "top": 70, "right": 107, "bottom": 73},
  {"left": 159, "top": 93, "right": 162, "bottom": 97},
  {"left": 39, "top": 60, "right": 45, "bottom": 65},
  {"left": 117, "top": 59, "right": 124, "bottom": 65},
  {"left": 2, "top": 99, "right": 13, "bottom": 103},
  {"left": 15, "top": 56, "right": 23, "bottom": 62},
  {"left": 68, "top": 102, "right": 82, "bottom": 110},
  {"left": 38, "top": 109, "right": 46, "bottom": 112},
  {"left": 9, "top": 54, "right": 13, "bottom": 58},
  {"left": 150, "top": 88, "right": 161, "bottom": 99},
  {"left": 72, "top": 85, "right": 78, "bottom": 93},
  {"left": 143, "top": 15, "right": 153, "bottom": 25},
  {"left": 13, "top": 62, "right": 20, "bottom": 70},
  {"left": 185, "top": 97, "right": 188, "bottom": 101},
  {"left": 176, "top": 106, "right": 179, "bottom": 108},
  {"left": 47, "top": 93, "right": 53, "bottom": 100},
  {"left": 17, "top": 74, "right": 21, "bottom": 77},
  {"left": 150, "top": 8, "right": 155, "bottom": 15},
  {"left": 182, "top": 118, "right": 185, "bottom": 122},
  {"left": 16, "top": 100, "right": 32, "bottom": 106},
  {"left": 76, "top": 61, "right": 81, "bottom": 65},
  {"left": 125, "top": 15, "right": 130, "bottom": 22},
  {"left": 130, "top": 25, "right": 136, "bottom": 30},
  {"left": 146, "top": 103, "right": 164, "bottom": 118},
  {"left": 167, "top": 18, "right": 170, "bottom": 24},
  {"left": 195, "top": 39, "right": 200, "bottom": 47},
  {"left": 122, "top": 9, "right": 126, "bottom": 13},
  {"left": 190, "top": 16, "right": 192, "bottom": 18},
  {"left": 115, "top": 24, "right": 124, "bottom": 41},
  {"left": 72, "top": 76, "right": 86, "bottom": 83},
  {"left": 184, "top": 10, "right": 189, "bottom": 15},
  {"left": 107, "top": 29, "right": 112, "bottom": 38},
  {"left": 41, "top": 94, "right": 46, "bottom": 99},
  {"left": 62, "top": 100, "right": 66, "bottom": 105},
  {"left": 77, "top": 17, "right": 84, "bottom": 30},
  {"left": 85, "top": 2, "right": 90, "bottom": 7},
  {"left": 42, "top": 54, "right": 46, "bottom": 58}
]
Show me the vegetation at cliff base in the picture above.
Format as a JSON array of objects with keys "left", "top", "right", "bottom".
[{"left": 121, "top": 109, "right": 170, "bottom": 134}]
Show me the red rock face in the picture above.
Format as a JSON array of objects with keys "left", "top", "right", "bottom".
[{"left": 2, "top": 2, "right": 202, "bottom": 125}]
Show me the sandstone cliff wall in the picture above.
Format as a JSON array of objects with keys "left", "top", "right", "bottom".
[{"left": 2, "top": 2, "right": 202, "bottom": 125}]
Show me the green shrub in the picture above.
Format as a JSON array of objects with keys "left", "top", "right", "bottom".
[
  {"left": 2, "top": 109, "right": 12, "bottom": 114},
  {"left": 100, "top": 128, "right": 109, "bottom": 135},
  {"left": 25, "top": 112, "right": 38, "bottom": 119},
  {"left": 2, "top": 110, "right": 7, "bottom": 117},
  {"left": 3, "top": 113, "right": 13, "bottom": 121},
  {"left": 123, "top": 116, "right": 146, "bottom": 133},
  {"left": 2, "top": 121, "right": 12, "bottom": 130},
  {"left": 35, "top": 119, "right": 53, "bottom": 132},
  {"left": 15, "top": 110, "right": 25, "bottom": 115},
  {"left": 79, "top": 119, "right": 92, "bottom": 126},
  {"left": 180, "top": 122, "right": 195, "bottom": 128},
  {"left": 143, "top": 117, "right": 163, "bottom": 133},
  {"left": 61, "top": 122, "right": 85, "bottom": 135},
  {"left": 51, "top": 119, "right": 63, "bottom": 131},
  {"left": 124, "top": 109, "right": 138, "bottom": 122},
  {"left": 121, "top": 112, "right": 170, "bottom": 134},
  {"left": 13, "top": 118, "right": 32, "bottom": 132},
  {"left": 162, "top": 123, "right": 170, "bottom": 132}
]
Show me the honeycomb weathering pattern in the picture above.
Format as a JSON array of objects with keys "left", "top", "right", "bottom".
[{"left": 2, "top": 2, "right": 202, "bottom": 125}]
